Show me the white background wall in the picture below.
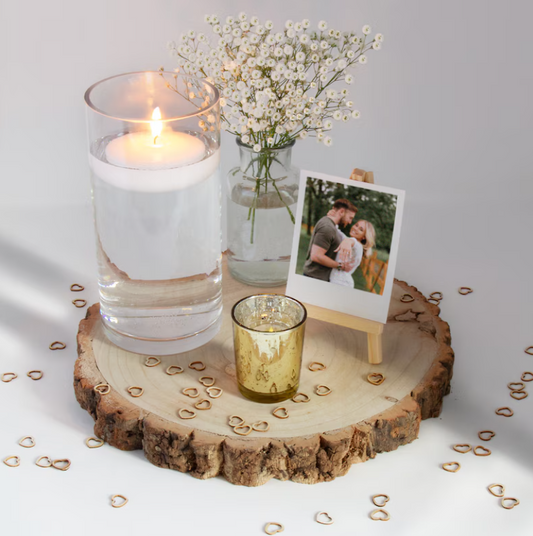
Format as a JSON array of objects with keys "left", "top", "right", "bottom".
[{"left": 0, "top": 1, "right": 532, "bottom": 535}]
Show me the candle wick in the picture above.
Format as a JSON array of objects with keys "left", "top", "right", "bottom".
[{"left": 153, "top": 135, "right": 159, "bottom": 145}]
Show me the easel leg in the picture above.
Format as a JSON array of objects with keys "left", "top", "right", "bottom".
[{"left": 367, "top": 332, "right": 383, "bottom": 364}]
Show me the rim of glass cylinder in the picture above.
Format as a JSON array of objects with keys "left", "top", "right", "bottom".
[
  {"left": 231, "top": 294, "right": 307, "bottom": 333},
  {"left": 84, "top": 71, "right": 219, "bottom": 123},
  {"left": 236, "top": 137, "right": 296, "bottom": 151}
]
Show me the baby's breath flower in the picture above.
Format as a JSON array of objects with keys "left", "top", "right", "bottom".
[
  {"left": 359, "top": 55, "right": 367, "bottom": 64},
  {"left": 250, "top": 16, "right": 259, "bottom": 25},
  {"left": 345, "top": 74, "right": 354, "bottom": 84},
  {"left": 362, "top": 25, "right": 371, "bottom": 35},
  {"left": 320, "top": 40, "right": 329, "bottom": 49},
  {"left": 226, "top": 16, "right": 234, "bottom": 24},
  {"left": 375, "top": 33, "right": 383, "bottom": 42},
  {"left": 294, "top": 22, "right": 303, "bottom": 32},
  {"left": 351, "top": 110, "right": 361, "bottom": 119},
  {"left": 333, "top": 110, "right": 342, "bottom": 120},
  {"left": 299, "top": 34, "right": 310, "bottom": 45},
  {"left": 318, "top": 20, "right": 328, "bottom": 31},
  {"left": 204, "top": 14, "right": 211, "bottom": 23},
  {"left": 323, "top": 136, "right": 333, "bottom": 146},
  {"left": 285, "top": 20, "right": 294, "bottom": 29},
  {"left": 302, "top": 19, "right": 310, "bottom": 28},
  {"left": 265, "top": 20, "right": 273, "bottom": 29},
  {"left": 238, "top": 12, "right": 247, "bottom": 21},
  {"left": 372, "top": 41, "right": 381, "bottom": 50}
]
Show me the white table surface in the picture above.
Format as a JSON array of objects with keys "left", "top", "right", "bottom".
[{"left": 0, "top": 195, "right": 531, "bottom": 536}]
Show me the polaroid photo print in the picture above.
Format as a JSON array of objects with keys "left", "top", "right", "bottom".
[{"left": 287, "top": 170, "right": 405, "bottom": 324}]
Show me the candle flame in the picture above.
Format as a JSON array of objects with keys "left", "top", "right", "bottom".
[{"left": 150, "top": 107, "right": 163, "bottom": 144}]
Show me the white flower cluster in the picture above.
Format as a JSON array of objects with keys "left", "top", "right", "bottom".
[{"left": 168, "top": 14, "right": 383, "bottom": 150}]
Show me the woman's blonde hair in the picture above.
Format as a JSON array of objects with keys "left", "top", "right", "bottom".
[{"left": 358, "top": 220, "right": 376, "bottom": 258}]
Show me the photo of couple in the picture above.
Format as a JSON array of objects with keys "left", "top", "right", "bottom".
[{"left": 295, "top": 177, "right": 398, "bottom": 296}]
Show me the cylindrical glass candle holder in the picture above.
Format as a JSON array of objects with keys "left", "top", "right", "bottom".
[
  {"left": 232, "top": 294, "right": 307, "bottom": 403},
  {"left": 84, "top": 71, "right": 222, "bottom": 355}
]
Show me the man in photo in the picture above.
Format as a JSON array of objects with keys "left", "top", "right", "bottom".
[{"left": 303, "top": 199, "right": 358, "bottom": 281}]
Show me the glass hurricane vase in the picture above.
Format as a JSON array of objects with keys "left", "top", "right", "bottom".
[{"left": 226, "top": 139, "right": 299, "bottom": 287}]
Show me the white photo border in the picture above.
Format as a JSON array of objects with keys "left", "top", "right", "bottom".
[{"left": 286, "top": 170, "right": 406, "bottom": 324}]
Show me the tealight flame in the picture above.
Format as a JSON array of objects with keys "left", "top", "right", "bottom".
[{"left": 150, "top": 107, "right": 163, "bottom": 144}]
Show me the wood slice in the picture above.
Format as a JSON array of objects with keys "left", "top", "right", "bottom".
[{"left": 74, "top": 260, "right": 454, "bottom": 486}]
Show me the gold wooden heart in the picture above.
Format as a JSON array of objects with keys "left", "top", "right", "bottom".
[
  {"left": 316, "top": 385, "right": 332, "bottom": 396},
  {"left": 442, "top": 462, "right": 461, "bottom": 472},
  {"left": 35, "top": 456, "right": 52, "bottom": 468},
  {"left": 458, "top": 287, "right": 473, "bottom": 295},
  {"left": 474, "top": 446, "right": 491, "bottom": 457},
  {"left": 291, "top": 392, "right": 310, "bottom": 403},
  {"left": 111, "top": 494, "right": 128, "bottom": 508},
  {"left": 264, "top": 522, "right": 284, "bottom": 534},
  {"left": 372, "top": 494, "right": 390, "bottom": 507},
  {"left": 229, "top": 415, "right": 245, "bottom": 427},
  {"left": 367, "top": 373, "right": 385, "bottom": 386},
  {"left": 370, "top": 509, "right": 390, "bottom": 521},
  {"left": 478, "top": 430, "right": 496, "bottom": 441},
  {"left": 316, "top": 512, "right": 334, "bottom": 525},
  {"left": 166, "top": 365, "right": 183, "bottom": 375},
  {"left": 206, "top": 386, "right": 223, "bottom": 399},
  {"left": 453, "top": 444, "right": 472, "bottom": 454},
  {"left": 495, "top": 407, "right": 513, "bottom": 417},
  {"left": 27, "top": 370, "right": 43, "bottom": 381},
  {"left": 49, "top": 341, "right": 66, "bottom": 350},
  {"left": 501, "top": 497, "right": 520, "bottom": 509},
  {"left": 3, "top": 456, "right": 20, "bottom": 467},
  {"left": 252, "top": 421, "right": 270, "bottom": 432},
  {"left": 400, "top": 293, "right": 414, "bottom": 303},
  {"left": 189, "top": 361, "right": 206, "bottom": 371},
  {"left": 507, "top": 382, "right": 525, "bottom": 391},
  {"left": 127, "top": 386, "right": 144, "bottom": 398},
  {"left": 194, "top": 399, "right": 212, "bottom": 411},
  {"left": 308, "top": 361, "right": 326, "bottom": 372},
  {"left": 1, "top": 372, "right": 18, "bottom": 383},
  {"left": 233, "top": 424, "right": 252, "bottom": 436},
  {"left": 19, "top": 436, "right": 36, "bottom": 448},
  {"left": 182, "top": 387, "right": 200, "bottom": 398},
  {"left": 86, "top": 437, "right": 104, "bottom": 448},
  {"left": 52, "top": 459, "right": 71, "bottom": 471},
  {"left": 199, "top": 376, "right": 215, "bottom": 387},
  {"left": 178, "top": 408, "right": 196, "bottom": 420},
  {"left": 510, "top": 390, "right": 528, "bottom": 400},
  {"left": 521, "top": 371, "right": 533, "bottom": 382},
  {"left": 145, "top": 356, "right": 161, "bottom": 368},
  {"left": 70, "top": 283, "right": 85, "bottom": 292},
  {"left": 272, "top": 407, "right": 289, "bottom": 419},
  {"left": 488, "top": 484, "right": 505, "bottom": 497}
]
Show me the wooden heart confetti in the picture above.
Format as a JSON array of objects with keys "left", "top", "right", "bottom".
[
  {"left": 370, "top": 509, "right": 390, "bottom": 521},
  {"left": 52, "top": 459, "right": 71, "bottom": 471},
  {"left": 308, "top": 362, "right": 326, "bottom": 372},
  {"left": 488, "top": 484, "right": 505, "bottom": 497},
  {"left": 316, "top": 512, "right": 334, "bottom": 525},
  {"left": 199, "top": 376, "right": 215, "bottom": 387},
  {"left": 27, "top": 370, "right": 43, "bottom": 381},
  {"left": 70, "top": 283, "right": 84, "bottom": 292},
  {"left": 166, "top": 365, "right": 183, "bottom": 375},
  {"left": 111, "top": 494, "right": 128, "bottom": 508},
  {"left": 19, "top": 436, "right": 36, "bottom": 448},
  {"left": 316, "top": 385, "right": 332, "bottom": 396},
  {"left": 182, "top": 387, "right": 200, "bottom": 398},
  {"left": 94, "top": 383, "right": 111, "bottom": 395},
  {"left": 525, "top": 346, "right": 533, "bottom": 356},
  {"left": 507, "top": 382, "right": 525, "bottom": 391},
  {"left": 495, "top": 407, "right": 513, "bottom": 417},
  {"left": 3, "top": 456, "right": 20, "bottom": 467},
  {"left": 194, "top": 399, "right": 212, "bottom": 410},
  {"left": 442, "top": 462, "right": 461, "bottom": 472},
  {"left": 264, "top": 522, "right": 284, "bottom": 534},
  {"left": 145, "top": 356, "right": 161, "bottom": 367},
  {"left": 521, "top": 371, "right": 533, "bottom": 382},
  {"left": 35, "top": 456, "right": 52, "bottom": 468},
  {"left": 478, "top": 430, "right": 496, "bottom": 441},
  {"left": 272, "top": 407, "right": 289, "bottom": 419},
  {"left": 367, "top": 373, "right": 385, "bottom": 386},
  {"left": 189, "top": 361, "right": 206, "bottom": 371},
  {"left": 233, "top": 424, "right": 252, "bottom": 436},
  {"left": 473, "top": 445, "right": 491, "bottom": 457},
  {"left": 49, "top": 341, "right": 66, "bottom": 350},
  {"left": 206, "top": 386, "right": 223, "bottom": 399},
  {"left": 458, "top": 287, "right": 473, "bottom": 295},
  {"left": 291, "top": 392, "right": 310, "bottom": 403},
  {"left": 252, "top": 421, "right": 270, "bottom": 432},
  {"left": 127, "top": 386, "right": 144, "bottom": 398},
  {"left": 86, "top": 437, "right": 104, "bottom": 448},
  {"left": 1, "top": 372, "right": 18, "bottom": 383},
  {"left": 372, "top": 494, "right": 390, "bottom": 507},
  {"left": 453, "top": 444, "right": 472, "bottom": 454},
  {"left": 72, "top": 299, "right": 87, "bottom": 308},
  {"left": 400, "top": 293, "right": 414, "bottom": 303},
  {"left": 501, "top": 497, "right": 520, "bottom": 509},
  {"left": 229, "top": 415, "right": 245, "bottom": 427},
  {"left": 510, "top": 390, "right": 528, "bottom": 400},
  {"left": 178, "top": 408, "right": 196, "bottom": 420}
]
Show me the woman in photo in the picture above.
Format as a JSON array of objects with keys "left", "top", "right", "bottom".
[{"left": 330, "top": 220, "right": 376, "bottom": 287}]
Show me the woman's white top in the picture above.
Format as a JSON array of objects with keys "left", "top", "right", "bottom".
[{"left": 329, "top": 230, "right": 364, "bottom": 287}]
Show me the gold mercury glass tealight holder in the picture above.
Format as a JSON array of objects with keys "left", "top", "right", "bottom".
[{"left": 231, "top": 294, "right": 307, "bottom": 403}]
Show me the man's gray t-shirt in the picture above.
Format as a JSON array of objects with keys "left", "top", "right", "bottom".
[{"left": 303, "top": 216, "right": 342, "bottom": 281}]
